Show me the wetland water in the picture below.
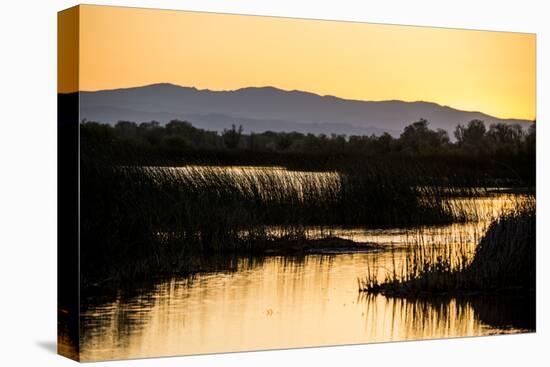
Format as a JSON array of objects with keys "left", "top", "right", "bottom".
[{"left": 77, "top": 167, "right": 533, "bottom": 361}]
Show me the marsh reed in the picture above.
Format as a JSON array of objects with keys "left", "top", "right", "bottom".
[
  {"left": 358, "top": 198, "right": 535, "bottom": 295},
  {"left": 81, "top": 161, "right": 526, "bottom": 285}
]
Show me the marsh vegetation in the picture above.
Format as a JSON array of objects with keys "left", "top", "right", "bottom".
[
  {"left": 81, "top": 117, "right": 534, "bottom": 289},
  {"left": 77, "top": 116, "right": 535, "bottom": 358},
  {"left": 358, "top": 199, "right": 535, "bottom": 296}
]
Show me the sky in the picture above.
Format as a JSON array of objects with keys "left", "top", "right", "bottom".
[{"left": 60, "top": 5, "right": 535, "bottom": 120}]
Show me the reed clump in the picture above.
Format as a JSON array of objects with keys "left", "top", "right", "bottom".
[{"left": 359, "top": 199, "right": 535, "bottom": 295}]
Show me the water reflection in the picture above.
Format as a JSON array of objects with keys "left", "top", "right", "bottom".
[
  {"left": 359, "top": 293, "right": 533, "bottom": 341},
  {"left": 79, "top": 251, "right": 532, "bottom": 361},
  {"left": 74, "top": 191, "right": 533, "bottom": 361}
]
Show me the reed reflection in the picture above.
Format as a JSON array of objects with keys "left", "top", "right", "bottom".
[{"left": 79, "top": 224, "right": 531, "bottom": 361}]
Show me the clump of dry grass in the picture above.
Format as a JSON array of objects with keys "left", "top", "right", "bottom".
[{"left": 359, "top": 198, "right": 535, "bottom": 295}]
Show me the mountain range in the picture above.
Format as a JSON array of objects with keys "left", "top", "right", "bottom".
[{"left": 79, "top": 83, "right": 532, "bottom": 137}]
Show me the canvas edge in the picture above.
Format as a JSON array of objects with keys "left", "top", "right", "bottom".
[{"left": 57, "top": 4, "right": 81, "bottom": 362}]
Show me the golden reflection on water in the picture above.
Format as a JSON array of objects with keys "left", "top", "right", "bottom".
[
  {"left": 80, "top": 251, "right": 527, "bottom": 361},
  {"left": 77, "top": 183, "right": 531, "bottom": 361}
]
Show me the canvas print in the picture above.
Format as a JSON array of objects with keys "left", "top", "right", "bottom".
[{"left": 58, "top": 5, "right": 536, "bottom": 362}]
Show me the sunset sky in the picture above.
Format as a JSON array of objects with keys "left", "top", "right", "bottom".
[{"left": 61, "top": 5, "right": 535, "bottom": 120}]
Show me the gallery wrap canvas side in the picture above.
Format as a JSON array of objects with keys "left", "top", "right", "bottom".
[{"left": 58, "top": 5, "right": 80, "bottom": 362}]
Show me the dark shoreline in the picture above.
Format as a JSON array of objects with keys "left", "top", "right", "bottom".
[
  {"left": 264, "top": 236, "right": 382, "bottom": 254},
  {"left": 81, "top": 236, "right": 382, "bottom": 290}
]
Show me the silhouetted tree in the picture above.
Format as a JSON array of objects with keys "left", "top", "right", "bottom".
[
  {"left": 222, "top": 124, "right": 243, "bottom": 149},
  {"left": 114, "top": 121, "right": 138, "bottom": 139},
  {"left": 137, "top": 121, "right": 163, "bottom": 146},
  {"left": 275, "top": 133, "right": 292, "bottom": 151},
  {"left": 80, "top": 121, "right": 115, "bottom": 145},
  {"left": 487, "top": 123, "right": 524, "bottom": 155},
  {"left": 166, "top": 119, "right": 193, "bottom": 136},
  {"left": 399, "top": 119, "right": 448, "bottom": 154},
  {"left": 455, "top": 120, "right": 486, "bottom": 147},
  {"left": 525, "top": 122, "right": 536, "bottom": 154}
]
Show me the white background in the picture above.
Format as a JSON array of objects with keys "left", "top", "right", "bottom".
[{"left": 0, "top": 0, "right": 548, "bottom": 365}]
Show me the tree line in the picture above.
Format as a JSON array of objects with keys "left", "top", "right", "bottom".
[{"left": 81, "top": 118, "right": 535, "bottom": 158}]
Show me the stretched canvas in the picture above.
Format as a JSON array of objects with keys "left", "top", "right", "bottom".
[{"left": 58, "top": 4, "right": 536, "bottom": 362}]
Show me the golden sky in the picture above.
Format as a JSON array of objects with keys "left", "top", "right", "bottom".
[{"left": 63, "top": 5, "right": 535, "bottom": 120}]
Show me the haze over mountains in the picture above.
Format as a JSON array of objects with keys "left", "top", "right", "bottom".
[{"left": 79, "top": 83, "right": 532, "bottom": 137}]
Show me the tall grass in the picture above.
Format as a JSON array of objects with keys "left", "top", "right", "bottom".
[
  {"left": 81, "top": 160, "right": 509, "bottom": 284},
  {"left": 359, "top": 198, "right": 535, "bottom": 295}
]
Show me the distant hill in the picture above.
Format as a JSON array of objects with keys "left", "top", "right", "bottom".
[{"left": 79, "top": 83, "right": 532, "bottom": 137}]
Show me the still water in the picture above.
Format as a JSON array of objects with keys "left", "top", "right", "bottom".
[{"left": 79, "top": 192, "right": 532, "bottom": 361}]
